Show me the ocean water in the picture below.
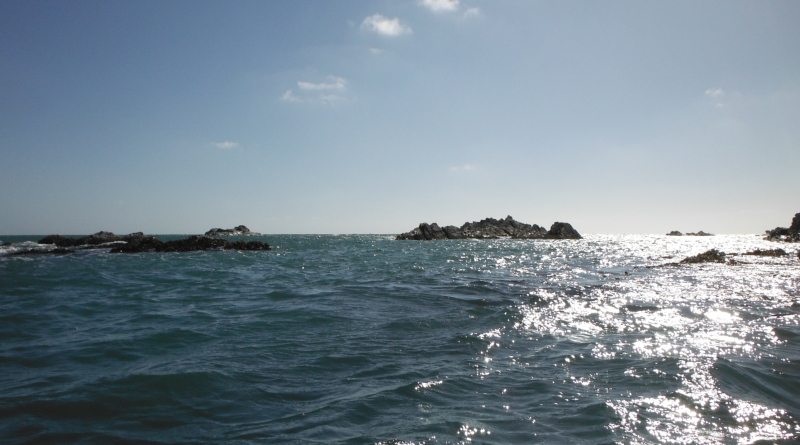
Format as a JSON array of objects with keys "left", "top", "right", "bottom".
[{"left": 1, "top": 234, "right": 799, "bottom": 444}]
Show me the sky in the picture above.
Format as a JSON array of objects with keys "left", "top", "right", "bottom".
[{"left": 1, "top": 0, "right": 799, "bottom": 235}]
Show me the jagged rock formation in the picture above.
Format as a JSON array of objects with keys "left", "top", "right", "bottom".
[
  {"left": 37, "top": 231, "right": 270, "bottom": 253},
  {"left": 396, "top": 216, "right": 581, "bottom": 240},
  {"left": 764, "top": 212, "right": 800, "bottom": 242},
  {"left": 205, "top": 225, "right": 261, "bottom": 236}
]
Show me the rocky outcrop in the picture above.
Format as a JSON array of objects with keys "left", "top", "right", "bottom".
[
  {"left": 110, "top": 235, "right": 271, "bottom": 253},
  {"left": 396, "top": 216, "right": 581, "bottom": 240},
  {"left": 37, "top": 232, "right": 270, "bottom": 253},
  {"left": 765, "top": 212, "right": 800, "bottom": 242},
  {"left": 205, "top": 225, "right": 261, "bottom": 236},
  {"left": 680, "top": 249, "right": 728, "bottom": 264},
  {"left": 667, "top": 230, "right": 713, "bottom": 236},
  {"left": 38, "top": 231, "right": 124, "bottom": 247},
  {"left": 741, "top": 248, "right": 787, "bottom": 257}
]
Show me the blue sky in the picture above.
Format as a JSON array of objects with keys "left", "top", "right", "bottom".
[{"left": 2, "top": 0, "right": 799, "bottom": 234}]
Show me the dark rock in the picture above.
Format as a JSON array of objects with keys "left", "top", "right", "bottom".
[
  {"left": 38, "top": 234, "right": 81, "bottom": 247},
  {"left": 547, "top": 222, "right": 581, "bottom": 239},
  {"left": 38, "top": 231, "right": 272, "bottom": 254},
  {"left": 109, "top": 235, "right": 166, "bottom": 253},
  {"left": 685, "top": 231, "right": 713, "bottom": 236},
  {"left": 38, "top": 231, "right": 123, "bottom": 247},
  {"left": 397, "top": 216, "right": 581, "bottom": 240},
  {"left": 112, "top": 235, "right": 270, "bottom": 253},
  {"left": 765, "top": 212, "right": 800, "bottom": 242},
  {"left": 680, "top": 249, "right": 729, "bottom": 264},
  {"left": 79, "top": 231, "right": 123, "bottom": 245},
  {"left": 742, "top": 248, "right": 787, "bottom": 257},
  {"left": 443, "top": 225, "right": 465, "bottom": 239},
  {"left": 205, "top": 225, "right": 261, "bottom": 236},
  {"left": 666, "top": 231, "right": 683, "bottom": 236},
  {"left": 791, "top": 213, "right": 800, "bottom": 232}
]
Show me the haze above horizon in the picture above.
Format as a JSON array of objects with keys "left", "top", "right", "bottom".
[{"left": 2, "top": 1, "right": 798, "bottom": 235}]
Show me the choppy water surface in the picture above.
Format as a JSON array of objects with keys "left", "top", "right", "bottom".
[{"left": 1, "top": 234, "right": 799, "bottom": 444}]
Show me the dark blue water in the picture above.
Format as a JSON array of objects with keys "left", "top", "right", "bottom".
[{"left": 1, "top": 234, "right": 799, "bottom": 444}]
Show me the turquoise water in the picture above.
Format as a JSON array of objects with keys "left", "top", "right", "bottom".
[{"left": 1, "top": 234, "right": 799, "bottom": 444}]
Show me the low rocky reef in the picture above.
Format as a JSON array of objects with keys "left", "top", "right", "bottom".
[
  {"left": 34, "top": 231, "right": 270, "bottom": 254},
  {"left": 764, "top": 212, "right": 800, "bottom": 242},
  {"left": 396, "top": 216, "right": 582, "bottom": 240},
  {"left": 654, "top": 247, "right": 795, "bottom": 267},
  {"left": 666, "top": 230, "right": 714, "bottom": 236},
  {"left": 204, "top": 225, "right": 261, "bottom": 236}
]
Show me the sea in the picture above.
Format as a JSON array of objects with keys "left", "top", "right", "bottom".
[{"left": 1, "top": 234, "right": 799, "bottom": 444}]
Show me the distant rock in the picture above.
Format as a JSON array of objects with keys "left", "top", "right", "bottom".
[
  {"left": 764, "top": 212, "right": 800, "bottom": 242},
  {"left": 396, "top": 216, "right": 582, "bottom": 240},
  {"left": 666, "top": 230, "right": 713, "bottom": 236},
  {"left": 37, "top": 231, "right": 271, "bottom": 254},
  {"left": 204, "top": 225, "right": 261, "bottom": 236}
]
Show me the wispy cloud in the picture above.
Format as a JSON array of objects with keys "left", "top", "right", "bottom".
[
  {"left": 705, "top": 88, "right": 739, "bottom": 108},
  {"left": 463, "top": 7, "right": 480, "bottom": 18},
  {"left": 282, "top": 76, "right": 351, "bottom": 105},
  {"left": 298, "top": 77, "right": 347, "bottom": 91},
  {"left": 213, "top": 141, "right": 239, "bottom": 150},
  {"left": 449, "top": 164, "right": 475, "bottom": 172},
  {"left": 420, "top": 0, "right": 460, "bottom": 12},
  {"left": 361, "top": 14, "right": 412, "bottom": 37}
]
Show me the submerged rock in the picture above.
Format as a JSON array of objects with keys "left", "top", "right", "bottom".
[
  {"left": 764, "top": 212, "right": 800, "bottom": 242},
  {"left": 396, "top": 216, "right": 581, "bottom": 240},
  {"left": 205, "top": 225, "right": 261, "bottom": 236}
]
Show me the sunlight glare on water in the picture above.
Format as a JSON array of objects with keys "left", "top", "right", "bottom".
[{"left": 464, "top": 235, "right": 799, "bottom": 444}]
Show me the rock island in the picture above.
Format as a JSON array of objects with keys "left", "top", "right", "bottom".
[{"left": 396, "top": 216, "right": 581, "bottom": 240}]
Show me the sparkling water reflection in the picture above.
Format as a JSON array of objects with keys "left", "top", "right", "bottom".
[{"left": 1, "top": 234, "right": 798, "bottom": 444}]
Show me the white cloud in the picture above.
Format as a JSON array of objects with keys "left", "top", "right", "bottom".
[
  {"left": 298, "top": 76, "right": 347, "bottom": 91},
  {"left": 705, "top": 88, "right": 724, "bottom": 97},
  {"left": 281, "top": 76, "right": 351, "bottom": 105},
  {"left": 369, "top": 48, "right": 385, "bottom": 55},
  {"left": 420, "top": 0, "right": 459, "bottom": 12},
  {"left": 361, "top": 14, "right": 412, "bottom": 37},
  {"left": 214, "top": 141, "right": 239, "bottom": 150}
]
